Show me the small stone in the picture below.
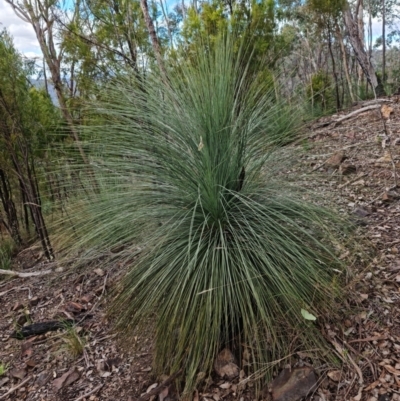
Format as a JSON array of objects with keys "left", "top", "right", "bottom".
[{"left": 353, "top": 207, "right": 370, "bottom": 218}]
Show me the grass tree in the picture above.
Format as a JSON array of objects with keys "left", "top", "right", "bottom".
[{"left": 59, "top": 34, "right": 350, "bottom": 396}]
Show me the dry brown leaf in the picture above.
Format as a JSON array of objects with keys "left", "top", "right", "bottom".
[
  {"left": 381, "top": 104, "right": 394, "bottom": 119},
  {"left": 53, "top": 367, "right": 80, "bottom": 390},
  {"left": 327, "top": 370, "right": 342, "bottom": 382},
  {"left": 94, "top": 268, "right": 105, "bottom": 277},
  {"left": 384, "top": 365, "right": 400, "bottom": 376},
  {"left": 159, "top": 387, "right": 169, "bottom": 401},
  {"left": 9, "top": 367, "right": 27, "bottom": 380},
  {"left": 146, "top": 383, "right": 158, "bottom": 393}
]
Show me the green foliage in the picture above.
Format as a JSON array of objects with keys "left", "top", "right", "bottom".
[
  {"left": 61, "top": 323, "right": 86, "bottom": 358},
  {"left": 308, "top": 0, "right": 345, "bottom": 18},
  {"left": 307, "top": 70, "right": 335, "bottom": 113},
  {"left": 0, "top": 238, "right": 14, "bottom": 270},
  {"left": 0, "top": 362, "right": 9, "bottom": 376},
  {"left": 59, "top": 34, "right": 350, "bottom": 395}
]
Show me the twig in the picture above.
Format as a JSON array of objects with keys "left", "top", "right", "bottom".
[
  {"left": 0, "top": 376, "right": 31, "bottom": 399},
  {"left": 100, "top": 272, "right": 109, "bottom": 298},
  {"left": 0, "top": 268, "right": 53, "bottom": 278},
  {"left": 137, "top": 369, "right": 183, "bottom": 401},
  {"left": 73, "top": 383, "right": 103, "bottom": 401},
  {"left": 338, "top": 173, "right": 368, "bottom": 189},
  {"left": 0, "top": 285, "right": 32, "bottom": 298},
  {"left": 328, "top": 338, "right": 364, "bottom": 385}
]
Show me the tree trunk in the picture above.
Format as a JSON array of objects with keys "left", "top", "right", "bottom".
[
  {"left": 336, "top": 24, "right": 355, "bottom": 103},
  {"left": 0, "top": 169, "right": 21, "bottom": 245},
  {"left": 140, "top": 0, "right": 168, "bottom": 80},
  {"left": 343, "top": 5, "right": 385, "bottom": 96},
  {"left": 327, "top": 27, "right": 341, "bottom": 110},
  {"left": 382, "top": 0, "right": 386, "bottom": 83}
]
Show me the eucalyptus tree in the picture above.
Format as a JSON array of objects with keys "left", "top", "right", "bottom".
[
  {"left": 5, "top": 0, "right": 93, "bottom": 167},
  {"left": 343, "top": 0, "right": 386, "bottom": 95}
]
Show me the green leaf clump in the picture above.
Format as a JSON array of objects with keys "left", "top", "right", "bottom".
[{"left": 60, "top": 34, "right": 350, "bottom": 396}]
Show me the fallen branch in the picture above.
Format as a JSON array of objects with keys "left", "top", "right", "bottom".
[
  {"left": 137, "top": 369, "right": 183, "bottom": 401},
  {"left": 0, "top": 376, "right": 31, "bottom": 400},
  {"left": 313, "top": 104, "right": 383, "bottom": 131},
  {"left": 333, "top": 104, "right": 382, "bottom": 125},
  {"left": 0, "top": 268, "right": 53, "bottom": 278},
  {"left": 73, "top": 383, "right": 103, "bottom": 401}
]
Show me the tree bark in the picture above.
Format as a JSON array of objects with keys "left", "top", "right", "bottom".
[
  {"left": 336, "top": 24, "right": 355, "bottom": 103},
  {"left": 343, "top": 5, "right": 385, "bottom": 96},
  {"left": 382, "top": 0, "right": 386, "bottom": 83},
  {"left": 140, "top": 0, "right": 168, "bottom": 80}
]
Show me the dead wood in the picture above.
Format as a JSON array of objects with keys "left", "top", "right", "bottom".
[
  {"left": 73, "top": 384, "right": 103, "bottom": 401},
  {"left": 10, "top": 320, "right": 75, "bottom": 339},
  {"left": 0, "top": 376, "right": 31, "bottom": 400},
  {"left": 313, "top": 103, "right": 388, "bottom": 131},
  {"left": 0, "top": 268, "right": 53, "bottom": 278}
]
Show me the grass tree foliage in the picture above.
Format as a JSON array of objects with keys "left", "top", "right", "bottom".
[{"left": 61, "top": 34, "right": 350, "bottom": 396}]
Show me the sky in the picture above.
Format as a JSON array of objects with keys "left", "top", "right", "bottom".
[
  {"left": 0, "top": 0, "right": 393, "bottom": 60},
  {"left": 0, "top": 0, "right": 41, "bottom": 58}
]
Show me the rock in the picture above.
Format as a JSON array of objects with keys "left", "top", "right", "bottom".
[
  {"left": 214, "top": 348, "right": 239, "bottom": 379},
  {"left": 271, "top": 366, "right": 317, "bottom": 401},
  {"left": 353, "top": 207, "right": 370, "bottom": 218},
  {"left": 326, "top": 151, "right": 346, "bottom": 169}
]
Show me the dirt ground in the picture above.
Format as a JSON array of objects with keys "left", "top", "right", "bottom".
[{"left": 1, "top": 97, "right": 400, "bottom": 401}]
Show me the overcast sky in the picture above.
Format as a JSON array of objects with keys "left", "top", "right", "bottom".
[{"left": 0, "top": 0, "right": 41, "bottom": 58}]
